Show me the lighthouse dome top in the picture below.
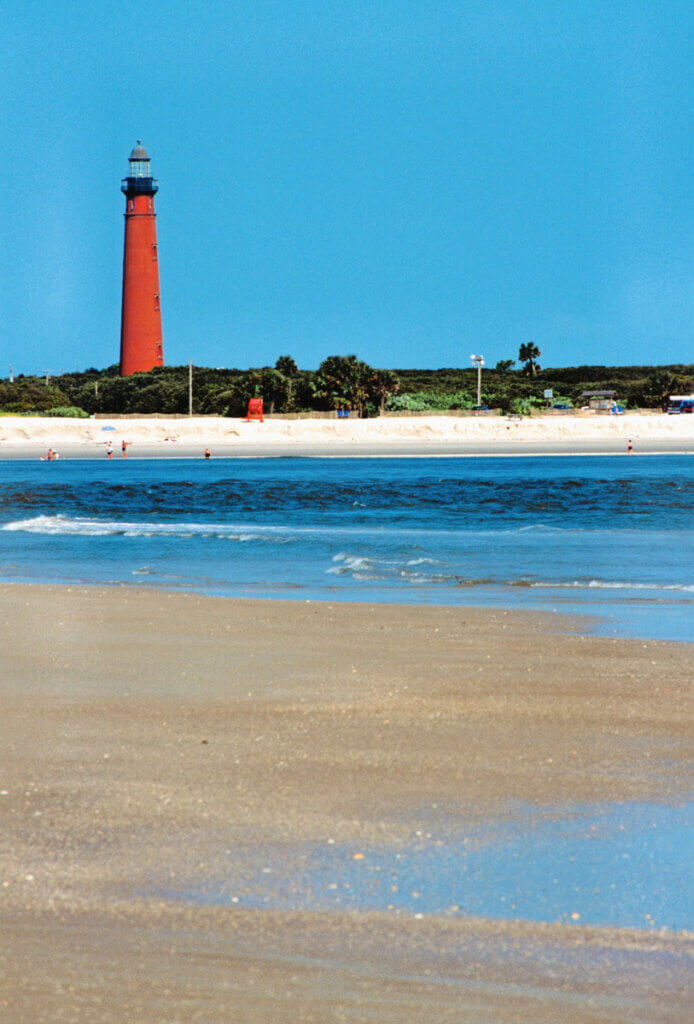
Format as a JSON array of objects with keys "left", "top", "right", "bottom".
[
  {"left": 122, "top": 141, "right": 158, "bottom": 196},
  {"left": 129, "top": 140, "right": 150, "bottom": 161}
]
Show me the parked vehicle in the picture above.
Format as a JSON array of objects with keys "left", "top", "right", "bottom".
[{"left": 667, "top": 395, "right": 694, "bottom": 414}]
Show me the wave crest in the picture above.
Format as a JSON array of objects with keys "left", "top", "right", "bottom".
[{"left": 0, "top": 515, "right": 289, "bottom": 542}]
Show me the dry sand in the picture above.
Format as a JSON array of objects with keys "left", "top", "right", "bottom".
[
  {"left": 0, "top": 585, "right": 692, "bottom": 1022},
  {"left": 1, "top": 411, "right": 693, "bottom": 459}
]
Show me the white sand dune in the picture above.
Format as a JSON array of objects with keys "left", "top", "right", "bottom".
[{"left": 0, "top": 411, "right": 693, "bottom": 456}]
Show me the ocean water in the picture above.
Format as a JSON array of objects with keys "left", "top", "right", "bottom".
[{"left": 0, "top": 455, "right": 692, "bottom": 641}]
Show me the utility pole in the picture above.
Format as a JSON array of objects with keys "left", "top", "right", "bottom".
[
  {"left": 189, "top": 360, "right": 193, "bottom": 417},
  {"left": 45, "top": 370, "right": 50, "bottom": 387},
  {"left": 470, "top": 354, "right": 485, "bottom": 408}
]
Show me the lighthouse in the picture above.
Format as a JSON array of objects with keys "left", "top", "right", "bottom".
[{"left": 119, "top": 141, "right": 164, "bottom": 375}]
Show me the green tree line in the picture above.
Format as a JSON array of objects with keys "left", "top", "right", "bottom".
[{"left": 1, "top": 355, "right": 691, "bottom": 417}]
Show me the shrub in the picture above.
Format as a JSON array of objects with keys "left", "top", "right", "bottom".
[
  {"left": 508, "top": 397, "right": 541, "bottom": 416},
  {"left": 385, "top": 392, "right": 433, "bottom": 411},
  {"left": 385, "top": 390, "right": 474, "bottom": 411},
  {"left": 44, "top": 406, "right": 90, "bottom": 418}
]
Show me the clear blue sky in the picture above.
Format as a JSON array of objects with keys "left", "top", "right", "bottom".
[{"left": 2, "top": 1, "right": 691, "bottom": 374}]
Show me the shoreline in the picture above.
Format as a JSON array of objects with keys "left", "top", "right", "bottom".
[
  {"left": 1, "top": 412, "right": 693, "bottom": 459},
  {"left": 1, "top": 583, "right": 692, "bottom": 1021},
  {"left": 2, "top": 445, "right": 693, "bottom": 459}
]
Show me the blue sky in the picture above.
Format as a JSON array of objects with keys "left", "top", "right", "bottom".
[{"left": 2, "top": 1, "right": 691, "bottom": 374}]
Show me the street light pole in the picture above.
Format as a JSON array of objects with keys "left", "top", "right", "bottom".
[{"left": 470, "top": 354, "right": 485, "bottom": 407}]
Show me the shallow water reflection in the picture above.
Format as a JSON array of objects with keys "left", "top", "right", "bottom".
[{"left": 158, "top": 801, "right": 692, "bottom": 931}]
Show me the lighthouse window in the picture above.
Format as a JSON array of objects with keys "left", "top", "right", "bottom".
[
  {"left": 129, "top": 160, "right": 150, "bottom": 178},
  {"left": 152, "top": 244, "right": 158, "bottom": 261},
  {"left": 129, "top": 199, "right": 134, "bottom": 211}
]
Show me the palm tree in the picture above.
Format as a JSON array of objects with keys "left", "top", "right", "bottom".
[
  {"left": 275, "top": 356, "right": 299, "bottom": 409},
  {"left": 275, "top": 355, "right": 298, "bottom": 378},
  {"left": 315, "top": 355, "right": 370, "bottom": 413},
  {"left": 367, "top": 368, "right": 400, "bottom": 414},
  {"left": 518, "top": 342, "right": 541, "bottom": 376}
]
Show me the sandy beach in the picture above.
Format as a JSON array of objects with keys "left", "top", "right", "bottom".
[
  {"left": 0, "top": 584, "right": 691, "bottom": 1022},
  {"left": 1, "top": 411, "right": 693, "bottom": 458}
]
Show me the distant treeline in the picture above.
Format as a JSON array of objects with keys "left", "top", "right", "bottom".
[{"left": 1, "top": 357, "right": 692, "bottom": 417}]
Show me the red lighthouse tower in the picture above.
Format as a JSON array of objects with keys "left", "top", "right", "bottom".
[{"left": 119, "top": 141, "right": 164, "bottom": 375}]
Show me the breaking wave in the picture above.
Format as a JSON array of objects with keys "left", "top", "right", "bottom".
[
  {"left": 526, "top": 579, "right": 694, "bottom": 593},
  {"left": 0, "top": 514, "right": 291, "bottom": 543}
]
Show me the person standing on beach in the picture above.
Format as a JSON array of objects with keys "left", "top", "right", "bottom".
[
  {"left": 627, "top": 439, "right": 634, "bottom": 454},
  {"left": 106, "top": 442, "right": 114, "bottom": 459},
  {"left": 204, "top": 448, "right": 211, "bottom": 459},
  {"left": 121, "top": 440, "right": 129, "bottom": 458}
]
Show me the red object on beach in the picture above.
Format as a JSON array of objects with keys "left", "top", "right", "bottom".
[
  {"left": 119, "top": 142, "right": 164, "bottom": 375},
  {"left": 245, "top": 398, "right": 264, "bottom": 422}
]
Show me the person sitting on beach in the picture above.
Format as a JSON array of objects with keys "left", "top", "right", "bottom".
[{"left": 204, "top": 448, "right": 211, "bottom": 459}]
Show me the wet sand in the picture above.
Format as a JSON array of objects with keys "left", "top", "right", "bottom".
[
  {"left": 1, "top": 437, "right": 693, "bottom": 459},
  {"left": 0, "top": 585, "right": 692, "bottom": 1021},
  {"left": 0, "top": 437, "right": 692, "bottom": 460}
]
